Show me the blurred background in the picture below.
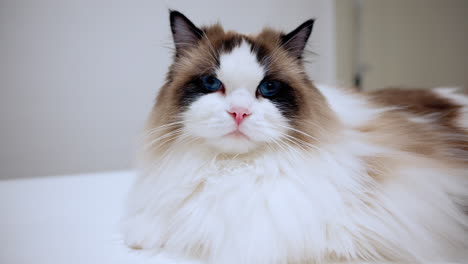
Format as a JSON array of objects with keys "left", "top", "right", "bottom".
[{"left": 1, "top": 0, "right": 467, "bottom": 179}]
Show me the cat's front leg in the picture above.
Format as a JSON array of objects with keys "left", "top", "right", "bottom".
[{"left": 122, "top": 215, "right": 206, "bottom": 263}]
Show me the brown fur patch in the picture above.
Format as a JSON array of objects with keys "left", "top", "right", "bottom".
[
  {"left": 368, "top": 88, "right": 464, "bottom": 130},
  {"left": 362, "top": 88, "right": 468, "bottom": 171}
]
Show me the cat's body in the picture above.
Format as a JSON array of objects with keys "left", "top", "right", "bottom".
[{"left": 124, "top": 11, "right": 468, "bottom": 263}]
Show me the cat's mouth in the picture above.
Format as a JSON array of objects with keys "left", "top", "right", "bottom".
[{"left": 225, "top": 130, "right": 250, "bottom": 139}]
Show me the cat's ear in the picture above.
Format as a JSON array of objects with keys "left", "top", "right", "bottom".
[
  {"left": 281, "top": 19, "right": 315, "bottom": 59},
  {"left": 169, "top": 10, "right": 203, "bottom": 54}
]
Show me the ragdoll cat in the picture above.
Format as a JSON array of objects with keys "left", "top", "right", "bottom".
[{"left": 123, "top": 10, "right": 468, "bottom": 263}]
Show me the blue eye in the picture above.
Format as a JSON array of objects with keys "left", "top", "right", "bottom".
[
  {"left": 201, "top": 75, "right": 223, "bottom": 92},
  {"left": 258, "top": 80, "right": 281, "bottom": 97}
]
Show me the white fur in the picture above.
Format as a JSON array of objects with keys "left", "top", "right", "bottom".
[
  {"left": 407, "top": 115, "right": 435, "bottom": 124},
  {"left": 124, "top": 58, "right": 468, "bottom": 262},
  {"left": 315, "top": 84, "right": 395, "bottom": 127}
]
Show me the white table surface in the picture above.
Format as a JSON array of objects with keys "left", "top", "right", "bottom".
[{"left": 0, "top": 171, "right": 161, "bottom": 264}]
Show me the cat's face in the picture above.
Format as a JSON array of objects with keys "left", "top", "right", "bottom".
[
  {"left": 148, "top": 11, "right": 332, "bottom": 154},
  {"left": 182, "top": 40, "right": 290, "bottom": 153}
]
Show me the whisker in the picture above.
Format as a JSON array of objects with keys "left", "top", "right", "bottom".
[
  {"left": 144, "top": 129, "right": 185, "bottom": 150},
  {"left": 145, "top": 121, "right": 185, "bottom": 135}
]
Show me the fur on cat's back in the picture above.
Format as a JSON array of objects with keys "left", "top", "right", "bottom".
[{"left": 123, "top": 10, "right": 468, "bottom": 264}]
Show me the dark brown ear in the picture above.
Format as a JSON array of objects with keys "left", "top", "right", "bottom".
[
  {"left": 281, "top": 19, "right": 314, "bottom": 59},
  {"left": 169, "top": 10, "right": 203, "bottom": 54}
]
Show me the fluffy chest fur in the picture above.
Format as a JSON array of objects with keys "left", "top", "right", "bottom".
[{"left": 127, "top": 144, "right": 377, "bottom": 262}]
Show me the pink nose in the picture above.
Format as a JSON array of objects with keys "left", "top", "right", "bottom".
[{"left": 228, "top": 107, "right": 251, "bottom": 126}]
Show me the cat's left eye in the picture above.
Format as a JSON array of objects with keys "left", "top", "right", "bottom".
[
  {"left": 258, "top": 80, "right": 281, "bottom": 97},
  {"left": 201, "top": 75, "right": 223, "bottom": 92}
]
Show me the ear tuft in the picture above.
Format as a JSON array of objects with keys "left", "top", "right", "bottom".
[
  {"left": 169, "top": 10, "right": 203, "bottom": 54},
  {"left": 281, "top": 19, "right": 315, "bottom": 59}
]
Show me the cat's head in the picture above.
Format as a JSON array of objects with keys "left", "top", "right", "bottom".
[{"left": 147, "top": 11, "right": 334, "bottom": 155}]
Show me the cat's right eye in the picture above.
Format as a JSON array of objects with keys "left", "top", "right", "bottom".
[{"left": 201, "top": 75, "right": 223, "bottom": 92}]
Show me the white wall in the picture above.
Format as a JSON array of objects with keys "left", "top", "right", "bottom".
[
  {"left": 335, "top": 0, "right": 357, "bottom": 87},
  {"left": 0, "top": 0, "right": 336, "bottom": 179}
]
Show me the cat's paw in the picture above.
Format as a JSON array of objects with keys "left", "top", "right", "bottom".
[{"left": 122, "top": 215, "right": 162, "bottom": 250}]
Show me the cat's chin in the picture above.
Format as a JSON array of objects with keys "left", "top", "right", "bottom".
[{"left": 205, "top": 135, "right": 259, "bottom": 154}]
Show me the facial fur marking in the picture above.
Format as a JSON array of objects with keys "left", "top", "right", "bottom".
[
  {"left": 247, "top": 39, "right": 271, "bottom": 68},
  {"left": 216, "top": 40, "right": 265, "bottom": 95},
  {"left": 219, "top": 35, "right": 243, "bottom": 54},
  {"left": 177, "top": 75, "right": 215, "bottom": 109},
  {"left": 215, "top": 41, "right": 300, "bottom": 119}
]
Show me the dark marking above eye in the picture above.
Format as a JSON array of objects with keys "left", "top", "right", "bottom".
[
  {"left": 219, "top": 36, "right": 243, "bottom": 53},
  {"left": 247, "top": 40, "right": 270, "bottom": 68}
]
